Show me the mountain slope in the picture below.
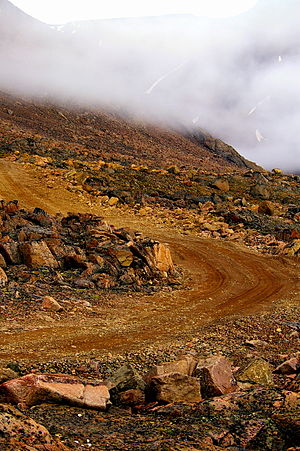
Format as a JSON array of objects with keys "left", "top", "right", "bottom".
[{"left": 0, "top": 91, "right": 259, "bottom": 171}]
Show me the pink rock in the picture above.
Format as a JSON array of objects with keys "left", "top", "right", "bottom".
[
  {"left": 0, "top": 373, "right": 110, "bottom": 410},
  {"left": 196, "top": 356, "right": 236, "bottom": 398}
]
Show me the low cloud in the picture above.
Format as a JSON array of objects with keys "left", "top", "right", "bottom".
[{"left": 0, "top": 0, "right": 299, "bottom": 171}]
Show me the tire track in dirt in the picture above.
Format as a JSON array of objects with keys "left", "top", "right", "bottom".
[{"left": 0, "top": 160, "right": 298, "bottom": 361}]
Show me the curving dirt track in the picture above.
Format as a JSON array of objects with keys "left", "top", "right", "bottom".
[{"left": 0, "top": 160, "right": 299, "bottom": 362}]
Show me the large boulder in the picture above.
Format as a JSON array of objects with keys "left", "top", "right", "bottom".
[
  {"left": 19, "top": 241, "right": 58, "bottom": 268},
  {"left": 196, "top": 356, "right": 236, "bottom": 398},
  {"left": 144, "top": 355, "right": 198, "bottom": 383},
  {"left": 0, "top": 373, "right": 110, "bottom": 410},
  {"left": 147, "top": 373, "right": 201, "bottom": 404},
  {"left": 108, "top": 364, "right": 146, "bottom": 406},
  {"left": 109, "top": 364, "right": 145, "bottom": 393}
]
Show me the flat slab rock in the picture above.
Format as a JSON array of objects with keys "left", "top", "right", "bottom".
[{"left": 0, "top": 373, "right": 110, "bottom": 410}]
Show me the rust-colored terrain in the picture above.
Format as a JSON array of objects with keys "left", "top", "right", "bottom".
[{"left": 0, "top": 70, "right": 299, "bottom": 451}]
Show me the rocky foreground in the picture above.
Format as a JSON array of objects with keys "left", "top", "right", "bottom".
[
  {"left": 0, "top": 318, "right": 299, "bottom": 450},
  {"left": 0, "top": 199, "right": 299, "bottom": 449}
]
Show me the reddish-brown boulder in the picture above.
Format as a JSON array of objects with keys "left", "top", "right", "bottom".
[
  {"left": 19, "top": 241, "right": 58, "bottom": 268},
  {"left": 196, "top": 356, "right": 236, "bottom": 398},
  {"left": 0, "top": 374, "right": 110, "bottom": 410},
  {"left": 144, "top": 355, "right": 198, "bottom": 383},
  {"left": 147, "top": 373, "right": 201, "bottom": 404},
  {"left": 42, "top": 296, "right": 63, "bottom": 312}
]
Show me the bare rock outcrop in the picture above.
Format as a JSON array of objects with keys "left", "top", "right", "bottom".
[{"left": 0, "top": 201, "right": 178, "bottom": 291}]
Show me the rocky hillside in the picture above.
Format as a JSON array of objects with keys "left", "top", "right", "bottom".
[{"left": 0, "top": 91, "right": 259, "bottom": 172}]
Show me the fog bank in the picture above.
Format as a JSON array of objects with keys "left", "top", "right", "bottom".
[{"left": 0, "top": 0, "right": 299, "bottom": 171}]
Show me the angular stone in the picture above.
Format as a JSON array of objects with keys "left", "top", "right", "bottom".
[
  {"left": 109, "top": 364, "right": 145, "bottom": 394},
  {"left": 0, "top": 241, "right": 21, "bottom": 264},
  {"left": 147, "top": 373, "right": 201, "bottom": 404},
  {"left": 0, "top": 268, "right": 8, "bottom": 287},
  {"left": 144, "top": 243, "right": 175, "bottom": 272},
  {"left": 0, "top": 373, "right": 110, "bottom": 410},
  {"left": 19, "top": 241, "right": 58, "bottom": 268},
  {"left": 244, "top": 339, "right": 268, "bottom": 348},
  {"left": 42, "top": 296, "right": 63, "bottom": 312},
  {"left": 108, "top": 197, "right": 119, "bottom": 206},
  {"left": 196, "top": 356, "right": 236, "bottom": 398},
  {"left": 236, "top": 358, "right": 273, "bottom": 385},
  {"left": 250, "top": 184, "right": 270, "bottom": 200},
  {"left": 212, "top": 178, "right": 230, "bottom": 192},
  {"left": 144, "top": 355, "right": 198, "bottom": 383},
  {"left": 112, "top": 248, "right": 134, "bottom": 267},
  {"left": 0, "top": 403, "right": 68, "bottom": 450},
  {"left": 274, "top": 357, "right": 300, "bottom": 375}
]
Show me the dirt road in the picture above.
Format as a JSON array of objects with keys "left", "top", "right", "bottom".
[{"left": 0, "top": 160, "right": 299, "bottom": 362}]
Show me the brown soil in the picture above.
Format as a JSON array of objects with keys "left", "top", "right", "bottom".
[{"left": 0, "top": 159, "right": 299, "bottom": 365}]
